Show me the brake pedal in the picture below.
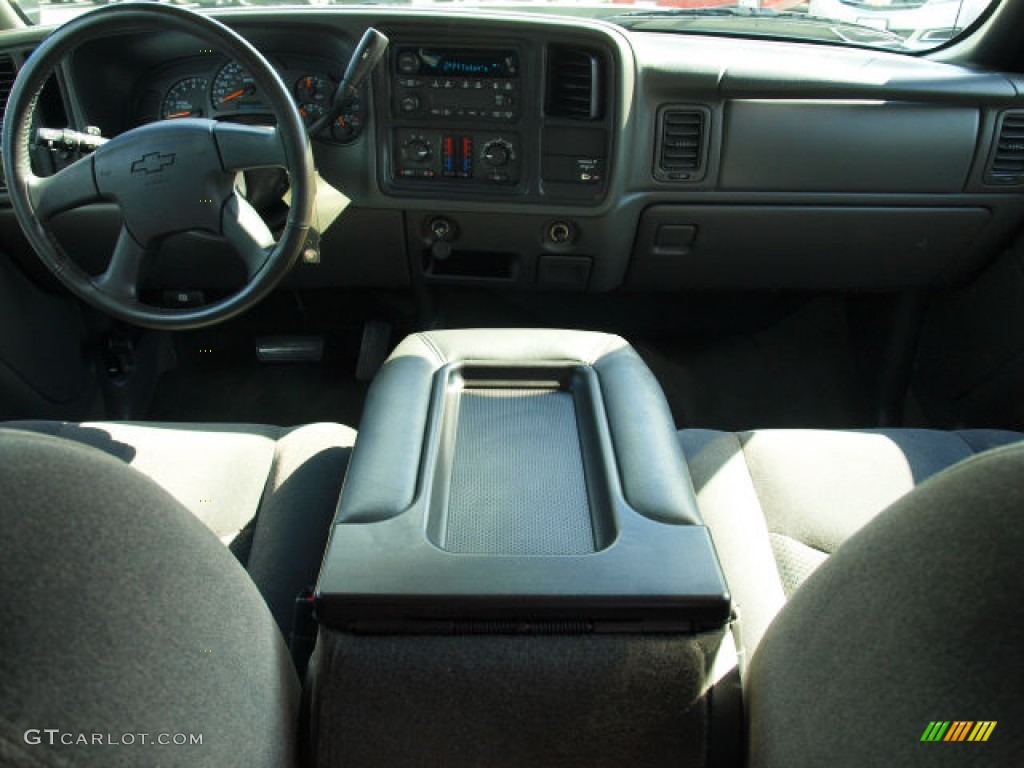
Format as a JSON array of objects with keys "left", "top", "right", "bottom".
[
  {"left": 256, "top": 335, "right": 325, "bottom": 363},
  {"left": 355, "top": 320, "right": 392, "bottom": 381}
]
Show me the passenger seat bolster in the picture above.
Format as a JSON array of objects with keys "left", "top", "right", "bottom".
[
  {"left": 678, "top": 429, "right": 786, "bottom": 668},
  {"left": 246, "top": 422, "right": 357, "bottom": 635}
]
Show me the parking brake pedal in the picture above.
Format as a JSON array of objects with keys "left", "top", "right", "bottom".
[
  {"left": 355, "top": 320, "right": 391, "bottom": 381},
  {"left": 256, "top": 336, "right": 325, "bottom": 363}
]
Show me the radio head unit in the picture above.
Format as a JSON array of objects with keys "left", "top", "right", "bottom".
[
  {"left": 391, "top": 46, "right": 521, "bottom": 123},
  {"left": 396, "top": 47, "right": 519, "bottom": 79}
]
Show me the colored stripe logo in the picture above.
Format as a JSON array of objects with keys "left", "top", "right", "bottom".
[{"left": 921, "top": 721, "right": 997, "bottom": 742}]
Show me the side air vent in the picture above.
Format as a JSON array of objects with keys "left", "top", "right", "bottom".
[
  {"left": 546, "top": 46, "right": 603, "bottom": 121},
  {"left": 655, "top": 106, "right": 710, "bottom": 182},
  {"left": 0, "top": 53, "right": 17, "bottom": 194},
  {"left": 985, "top": 111, "right": 1024, "bottom": 186}
]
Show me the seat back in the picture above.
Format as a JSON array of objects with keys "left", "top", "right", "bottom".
[
  {"left": 746, "top": 443, "right": 1024, "bottom": 767},
  {"left": 0, "top": 429, "right": 299, "bottom": 767}
]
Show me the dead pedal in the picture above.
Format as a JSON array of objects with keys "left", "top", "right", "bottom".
[{"left": 256, "top": 335, "right": 325, "bottom": 363}]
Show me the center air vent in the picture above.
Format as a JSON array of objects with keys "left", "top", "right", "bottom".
[
  {"left": 985, "top": 111, "right": 1024, "bottom": 187},
  {"left": 546, "top": 46, "right": 603, "bottom": 121},
  {"left": 655, "top": 106, "right": 709, "bottom": 182}
]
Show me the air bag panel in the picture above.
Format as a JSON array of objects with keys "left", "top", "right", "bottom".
[{"left": 721, "top": 101, "right": 978, "bottom": 193}]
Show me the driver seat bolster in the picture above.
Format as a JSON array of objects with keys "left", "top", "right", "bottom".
[{"left": 0, "top": 419, "right": 356, "bottom": 638}]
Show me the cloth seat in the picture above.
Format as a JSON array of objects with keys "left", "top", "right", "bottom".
[
  {"left": 678, "top": 427, "right": 1024, "bottom": 668},
  {"left": 0, "top": 428, "right": 304, "bottom": 767},
  {"left": 1, "top": 420, "right": 356, "bottom": 642},
  {"left": 745, "top": 440, "right": 1024, "bottom": 767}
]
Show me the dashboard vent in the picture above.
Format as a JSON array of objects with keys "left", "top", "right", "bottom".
[
  {"left": 0, "top": 53, "right": 17, "bottom": 194},
  {"left": 546, "top": 46, "right": 603, "bottom": 121},
  {"left": 986, "top": 111, "right": 1024, "bottom": 186},
  {"left": 655, "top": 107, "right": 709, "bottom": 182}
]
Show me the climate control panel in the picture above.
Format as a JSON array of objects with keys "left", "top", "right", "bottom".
[{"left": 392, "top": 128, "right": 520, "bottom": 185}]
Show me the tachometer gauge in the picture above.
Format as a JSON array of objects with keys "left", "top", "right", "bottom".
[
  {"left": 211, "top": 62, "right": 258, "bottom": 111},
  {"left": 161, "top": 77, "right": 208, "bottom": 120}
]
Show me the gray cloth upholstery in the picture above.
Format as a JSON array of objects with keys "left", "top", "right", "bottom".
[
  {"left": 679, "top": 428, "right": 1024, "bottom": 664},
  {"left": 746, "top": 442, "right": 1024, "bottom": 768},
  {"left": 1, "top": 420, "right": 356, "bottom": 639},
  {"left": 0, "top": 429, "right": 299, "bottom": 767}
]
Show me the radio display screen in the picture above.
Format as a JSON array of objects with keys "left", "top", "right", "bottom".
[{"left": 400, "top": 48, "right": 519, "bottom": 78}]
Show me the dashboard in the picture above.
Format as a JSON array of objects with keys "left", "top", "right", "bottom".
[{"left": 2, "top": 8, "right": 1024, "bottom": 296}]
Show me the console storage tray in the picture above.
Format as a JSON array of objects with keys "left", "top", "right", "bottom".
[{"left": 316, "top": 330, "right": 730, "bottom": 632}]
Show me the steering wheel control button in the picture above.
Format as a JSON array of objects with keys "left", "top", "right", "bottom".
[{"left": 162, "top": 290, "right": 206, "bottom": 308}]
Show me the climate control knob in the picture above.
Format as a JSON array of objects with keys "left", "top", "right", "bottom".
[
  {"left": 402, "top": 139, "right": 431, "bottom": 162},
  {"left": 481, "top": 140, "right": 513, "bottom": 168}
]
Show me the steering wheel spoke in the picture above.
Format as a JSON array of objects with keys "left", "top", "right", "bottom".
[
  {"left": 27, "top": 155, "right": 100, "bottom": 222},
  {"left": 215, "top": 123, "right": 287, "bottom": 172},
  {"left": 93, "top": 226, "right": 147, "bottom": 301},
  {"left": 222, "top": 194, "right": 274, "bottom": 279}
]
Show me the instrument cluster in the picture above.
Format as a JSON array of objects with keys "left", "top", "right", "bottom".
[{"left": 153, "top": 56, "right": 365, "bottom": 143}]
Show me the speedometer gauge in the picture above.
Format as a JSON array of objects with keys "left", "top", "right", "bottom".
[
  {"left": 161, "top": 77, "right": 208, "bottom": 120},
  {"left": 211, "top": 62, "right": 259, "bottom": 111}
]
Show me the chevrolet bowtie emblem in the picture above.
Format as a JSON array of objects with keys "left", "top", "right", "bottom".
[{"left": 131, "top": 152, "right": 176, "bottom": 175}]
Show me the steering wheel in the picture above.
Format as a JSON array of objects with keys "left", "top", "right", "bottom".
[{"left": 1, "top": 4, "right": 314, "bottom": 330}]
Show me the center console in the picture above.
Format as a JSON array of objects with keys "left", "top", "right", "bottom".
[
  {"left": 376, "top": 33, "right": 615, "bottom": 204},
  {"left": 309, "top": 330, "right": 737, "bottom": 767},
  {"left": 390, "top": 46, "right": 523, "bottom": 187}
]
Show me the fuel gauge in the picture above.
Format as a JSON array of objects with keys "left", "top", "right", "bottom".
[{"left": 298, "top": 102, "right": 327, "bottom": 125}]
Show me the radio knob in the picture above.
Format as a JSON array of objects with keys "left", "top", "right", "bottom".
[
  {"left": 400, "top": 95, "right": 420, "bottom": 114},
  {"left": 397, "top": 51, "right": 420, "bottom": 75},
  {"left": 482, "top": 140, "right": 512, "bottom": 167},
  {"left": 402, "top": 139, "right": 430, "bottom": 161}
]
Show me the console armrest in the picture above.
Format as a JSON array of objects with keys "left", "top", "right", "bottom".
[{"left": 317, "top": 329, "right": 730, "bottom": 631}]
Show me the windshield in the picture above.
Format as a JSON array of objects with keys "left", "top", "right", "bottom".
[{"left": 9, "top": 0, "right": 998, "bottom": 53}]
